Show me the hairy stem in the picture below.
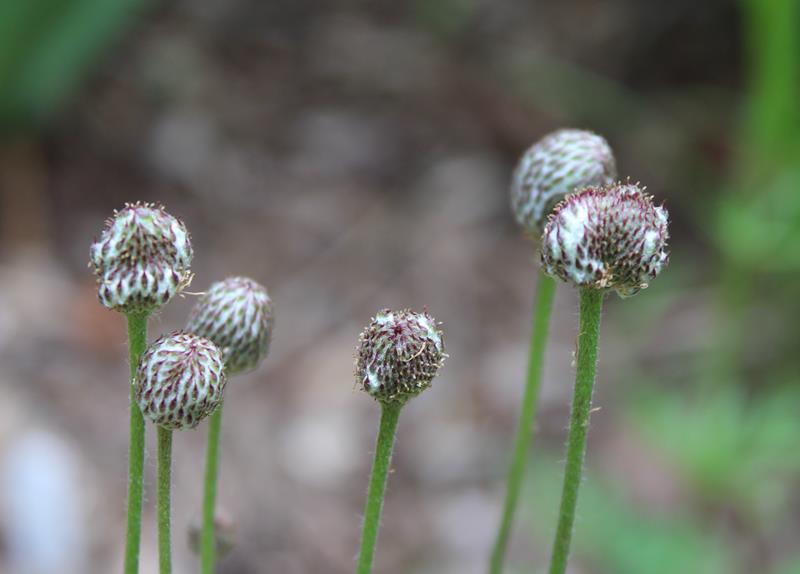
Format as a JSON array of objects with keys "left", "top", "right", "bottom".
[
  {"left": 124, "top": 311, "right": 148, "bottom": 574},
  {"left": 489, "top": 273, "right": 556, "bottom": 574},
  {"left": 200, "top": 405, "right": 223, "bottom": 573},
  {"left": 548, "top": 288, "right": 604, "bottom": 574},
  {"left": 355, "top": 401, "right": 402, "bottom": 574},
  {"left": 157, "top": 427, "right": 173, "bottom": 574}
]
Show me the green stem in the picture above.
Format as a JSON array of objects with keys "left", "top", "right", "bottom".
[
  {"left": 157, "top": 426, "right": 173, "bottom": 574},
  {"left": 489, "top": 272, "right": 556, "bottom": 574},
  {"left": 355, "top": 401, "right": 403, "bottom": 574},
  {"left": 548, "top": 288, "right": 604, "bottom": 574},
  {"left": 124, "top": 311, "right": 148, "bottom": 574},
  {"left": 200, "top": 405, "right": 223, "bottom": 573}
]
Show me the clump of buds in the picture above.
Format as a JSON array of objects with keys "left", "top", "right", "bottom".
[
  {"left": 186, "top": 276, "right": 274, "bottom": 375},
  {"left": 511, "top": 129, "right": 617, "bottom": 234},
  {"left": 89, "top": 202, "right": 193, "bottom": 313},
  {"left": 355, "top": 309, "right": 446, "bottom": 405},
  {"left": 135, "top": 332, "right": 226, "bottom": 429},
  {"left": 541, "top": 183, "right": 669, "bottom": 297}
]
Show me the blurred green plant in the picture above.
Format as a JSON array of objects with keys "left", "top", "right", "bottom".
[
  {"left": 0, "top": 0, "right": 146, "bottom": 130},
  {"left": 411, "top": 0, "right": 477, "bottom": 40},
  {"left": 715, "top": 0, "right": 800, "bottom": 269},
  {"left": 773, "top": 558, "right": 800, "bottom": 574},
  {"left": 709, "top": 0, "right": 800, "bottom": 381},
  {"left": 628, "top": 384, "right": 800, "bottom": 523},
  {"left": 524, "top": 453, "right": 738, "bottom": 574},
  {"left": 739, "top": 0, "right": 800, "bottom": 164},
  {"left": 516, "top": 378, "right": 800, "bottom": 574}
]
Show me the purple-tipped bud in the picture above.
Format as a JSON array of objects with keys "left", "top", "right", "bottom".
[
  {"left": 135, "top": 332, "right": 226, "bottom": 430},
  {"left": 89, "top": 202, "right": 193, "bottom": 313},
  {"left": 355, "top": 309, "right": 446, "bottom": 405},
  {"left": 185, "top": 276, "right": 274, "bottom": 375},
  {"left": 541, "top": 183, "right": 669, "bottom": 297},
  {"left": 511, "top": 129, "right": 617, "bottom": 234}
]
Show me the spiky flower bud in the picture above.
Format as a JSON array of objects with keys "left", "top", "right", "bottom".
[
  {"left": 355, "top": 309, "right": 446, "bottom": 405},
  {"left": 135, "top": 332, "right": 226, "bottom": 429},
  {"left": 541, "top": 183, "right": 669, "bottom": 297},
  {"left": 511, "top": 129, "right": 617, "bottom": 234},
  {"left": 89, "top": 202, "right": 193, "bottom": 313},
  {"left": 185, "top": 276, "right": 274, "bottom": 375}
]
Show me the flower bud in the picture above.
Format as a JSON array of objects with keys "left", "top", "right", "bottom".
[
  {"left": 541, "top": 183, "right": 669, "bottom": 297},
  {"left": 187, "top": 511, "right": 235, "bottom": 557},
  {"left": 355, "top": 309, "right": 446, "bottom": 405},
  {"left": 135, "top": 332, "right": 226, "bottom": 429},
  {"left": 89, "top": 202, "right": 193, "bottom": 313},
  {"left": 511, "top": 129, "right": 617, "bottom": 234},
  {"left": 185, "top": 277, "right": 274, "bottom": 375}
]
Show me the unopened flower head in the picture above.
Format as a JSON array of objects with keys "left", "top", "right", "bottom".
[
  {"left": 541, "top": 183, "right": 669, "bottom": 297},
  {"left": 511, "top": 129, "right": 617, "bottom": 234},
  {"left": 188, "top": 511, "right": 235, "bottom": 557},
  {"left": 185, "top": 276, "right": 274, "bottom": 375},
  {"left": 89, "top": 202, "right": 193, "bottom": 313},
  {"left": 135, "top": 332, "right": 226, "bottom": 429},
  {"left": 355, "top": 309, "right": 446, "bottom": 405}
]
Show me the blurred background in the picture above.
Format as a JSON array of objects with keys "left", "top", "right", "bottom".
[{"left": 0, "top": 0, "right": 799, "bottom": 572}]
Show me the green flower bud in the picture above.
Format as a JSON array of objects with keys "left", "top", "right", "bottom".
[
  {"left": 355, "top": 309, "right": 446, "bottom": 405},
  {"left": 89, "top": 202, "right": 193, "bottom": 313},
  {"left": 511, "top": 129, "right": 617, "bottom": 235},
  {"left": 185, "top": 277, "right": 274, "bottom": 375},
  {"left": 541, "top": 183, "right": 669, "bottom": 297},
  {"left": 135, "top": 332, "right": 226, "bottom": 429}
]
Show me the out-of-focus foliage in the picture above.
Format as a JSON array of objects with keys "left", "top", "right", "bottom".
[
  {"left": 739, "top": 0, "right": 799, "bottom": 161},
  {"left": 0, "top": 0, "right": 145, "bottom": 129},
  {"left": 714, "top": 0, "right": 800, "bottom": 273},
  {"left": 525, "top": 454, "right": 738, "bottom": 574},
  {"left": 629, "top": 384, "right": 800, "bottom": 520},
  {"left": 521, "top": 378, "right": 800, "bottom": 574},
  {"left": 716, "top": 166, "right": 800, "bottom": 272},
  {"left": 774, "top": 558, "right": 800, "bottom": 574}
]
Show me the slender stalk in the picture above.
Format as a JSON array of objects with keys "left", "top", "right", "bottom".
[
  {"left": 200, "top": 405, "right": 223, "bottom": 573},
  {"left": 548, "top": 288, "right": 604, "bottom": 574},
  {"left": 124, "top": 311, "right": 148, "bottom": 574},
  {"left": 489, "top": 272, "right": 556, "bottom": 574},
  {"left": 355, "top": 401, "right": 402, "bottom": 574},
  {"left": 157, "top": 427, "right": 173, "bottom": 574}
]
